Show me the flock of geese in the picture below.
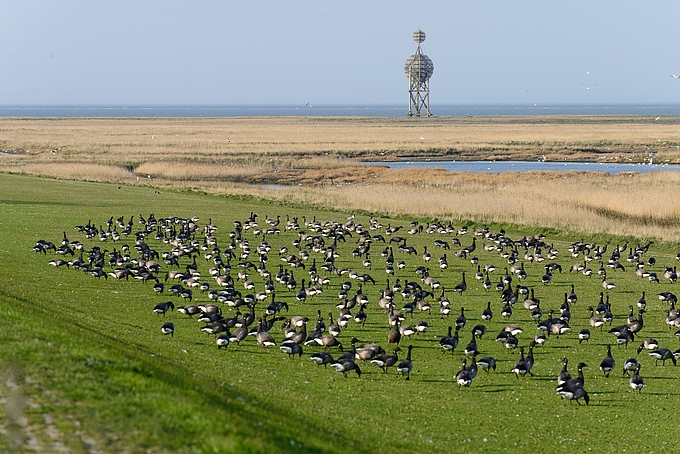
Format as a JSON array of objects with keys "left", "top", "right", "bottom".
[{"left": 38, "top": 211, "right": 680, "bottom": 404}]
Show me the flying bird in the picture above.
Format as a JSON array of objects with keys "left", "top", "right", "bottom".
[
  {"left": 306, "top": 102, "right": 312, "bottom": 108},
  {"left": 582, "top": 83, "right": 598, "bottom": 91},
  {"left": 671, "top": 74, "right": 680, "bottom": 79}
]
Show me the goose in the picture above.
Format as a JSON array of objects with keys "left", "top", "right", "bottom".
[
  {"left": 396, "top": 345, "right": 414, "bottom": 380},
  {"left": 588, "top": 306, "right": 604, "bottom": 331},
  {"left": 255, "top": 320, "right": 276, "bottom": 348},
  {"left": 279, "top": 341, "right": 303, "bottom": 358},
  {"left": 549, "top": 319, "right": 570, "bottom": 337},
  {"left": 296, "top": 280, "right": 307, "bottom": 302},
  {"left": 557, "top": 358, "right": 571, "bottom": 386},
  {"left": 531, "top": 302, "right": 543, "bottom": 322},
  {"left": 415, "top": 320, "right": 429, "bottom": 334},
  {"left": 388, "top": 321, "right": 402, "bottom": 345},
  {"left": 315, "top": 335, "right": 343, "bottom": 351},
  {"left": 466, "top": 353, "right": 479, "bottom": 380},
  {"left": 477, "top": 356, "right": 496, "bottom": 373},
  {"left": 556, "top": 362, "right": 589, "bottom": 405},
  {"left": 284, "top": 319, "right": 309, "bottom": 345},
  {"left": 504, "top": 332, "right": 519, "bottom": 351},
  {"left": 502, "top": 267, "right": 512, "bottom": 285},
  {"left": 657, "top": 292, "right": 677, "bottom": 304},
  {"left": 511, "top": 347, "right": 530, "bottom": 378},
  {"left": 160, "top": 321, "right": 175, "bottom": 336},
  {"left": 534, "top": 332, "right": 547, "bottom": 346},
  {"left": 177, "top": 304, "right": 201, "bottom": 317},
  {"left": 229, "top": 326, "right": 249, "bottom": 345},
  {"left": 595, "top": 293, "right": 607, "bottom": 316},
  {"left": 400, "top": 324, "right": 416, "bottom": 337},
  {"left": 601, "top": 275, "right": 616, "bottom": 291},
  {"left": 472, "top": 324, "right": 487, "bottom": 339},
  {"left": 483, "top": 272, "right": 492, "bottom": 290},
  {"left": 627, "top": 309, "right": 644, "bottom": 334},
  {"left": 309, "top": 351, "right": 334, "bottom": 368},
  {"left": 567, "top": 284, "right": 578, "bottom": 304},
  {"left": 464, "top": 333, "right": 478, "bottom": 357},
  {"left": 328, "top": 313, "right": 341, "bottom": 337},
  {"left": 108, "top": 268, "right": 130, "bottom": 280},
  {"left": 541, "top": 267, "right": 552, "bottom": 285},
  {"left": 629, "top": 363, "right": 644, "bottom": 393},
  {"left": 455, "top": 307, "right": 467, "bottom": 329},
  {"left": 578, "top": 329, "right": 591, "bottom": 343},
  {"left": 503, "top": 324, "right": 523, "bottom": 336},
  {"left": 153, "top": 301, "right": 175, "bottom": 316},
  {"left": 353, "top": 303, "right": 368, "bottom": 326},
  {"left": 637, "top": 292, "right": 647, "bottom": 309},
  {"left": 522, "top": 288, "right": 540, "bottom": 311},
  {"left": 371, "top": 347, "right": 401, "bottom": 373},
  {"left": 417, "top": 299, "right": 432, "bottom": 313},
  {"left": 637, "top": 338, "right": 659, "bottom": 354},
  {"left": 180, "top": 288, "right": 193, "bottom": 302},
  {"left": 453, "top": 273, "right": 467, "bottom": 294},
  {"left": 402, "top": 301, "right": 417, "bottom": 316},
  {"left": 216, "top": 334, "right": 230, "bottom": 350},
  {"left": 615, "top": 327, "right": 635, "bottom": 348},
  {"left": 455, "top": 358, "right": 472, "bottom": 389},
  {"left": 648, "top": 348, "right": 676, "bottom": 366},
  {"left": 439, "top": 326, "right": 459, "bottom": 353},
  {"left": 197, "top": 306, "right": 222, "bottom": 323},
  {"left": 603, "top": 302, "right": 614, "bottom": 326},
  {"left": 622, "top": 357, "right": 639, "bottom": 377},
  {"left": 481, "top": 301, "right": 493, "bottom": 321},
  {"left": 331, "top": 359, "right": 362, "bottom": 378}
]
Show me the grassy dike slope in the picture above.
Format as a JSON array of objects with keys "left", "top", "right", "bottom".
[{"left": 0, "top": 173, "right": 678, "bottom": 453}]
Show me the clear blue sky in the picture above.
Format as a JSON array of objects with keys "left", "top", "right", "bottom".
[{"left": 3, "top": 1, "right": 680, "bottom": 106}]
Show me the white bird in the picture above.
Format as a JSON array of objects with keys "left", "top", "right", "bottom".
[
  {"left": 306, "top": 102, "right": 312, "bottom": 108},
  {"left": 671, "top": 74, "right": 680, "bottom": 79},
  {"left": 655, "top": 117, "right": 661, "bottom": 121},
  {"left": 420, "top": 135, "right": 425, "bottom": 141},
  {"left": 582, "top": 83, "right": 598, "bottom": 91},
  {"left": 586, "top": 70, "right": 591, "bottom": 75}
]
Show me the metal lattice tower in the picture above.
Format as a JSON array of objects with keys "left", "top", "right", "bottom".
[{"left": 404, "top": 28, "right": 434, "bottom": 117}]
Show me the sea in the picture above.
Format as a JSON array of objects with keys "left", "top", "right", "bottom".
[{"left": 2, "top": 104, "right": 680, "bottom": 117}]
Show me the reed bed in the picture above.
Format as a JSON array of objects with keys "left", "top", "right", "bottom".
[
  {"left": 12, "top": 162, "right": 135, "bottom": 183},
  {"left": 3, "top": 116, "right": 680, "bottom": 240},
  {"left": 2, "top": 117, "right": 680, "bottom": 163},
  {"left": 138, "top": 169, "right": 680, "bottom": 241}
]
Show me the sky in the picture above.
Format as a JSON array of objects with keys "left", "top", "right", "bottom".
[{"left": 2, "top": 1, "right": 680, "bottom": 106}]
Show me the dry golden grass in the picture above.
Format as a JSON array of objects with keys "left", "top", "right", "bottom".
[
  {"left": 2, "top": 116, "right": 680, "bottom": 163},
  {"left": 3, "top": 116, "right": 680, "bottom": 240}
]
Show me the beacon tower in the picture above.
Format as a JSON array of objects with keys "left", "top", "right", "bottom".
[{"left": 404, "top": 29, "right": 434, "bottom": 117}]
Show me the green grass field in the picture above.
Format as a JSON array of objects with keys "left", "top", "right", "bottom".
[{"left": 1, "top": 172, "right": 679, "bottom": 453}]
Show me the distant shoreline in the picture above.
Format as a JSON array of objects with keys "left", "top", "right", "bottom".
[{"left": 2, "top": 104, "right": 680, "bottom": 118}]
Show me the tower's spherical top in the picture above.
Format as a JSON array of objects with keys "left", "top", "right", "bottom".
[
  {"left": 413, "top": 29, "right": 426, "bottom": 43},
  {"left": 404, "top": 54, "right": 434, "bottom": 82}
]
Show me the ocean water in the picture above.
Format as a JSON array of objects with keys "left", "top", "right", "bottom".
[{"left": 2, "top": 104, "right": 680, "bottom": 117}]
